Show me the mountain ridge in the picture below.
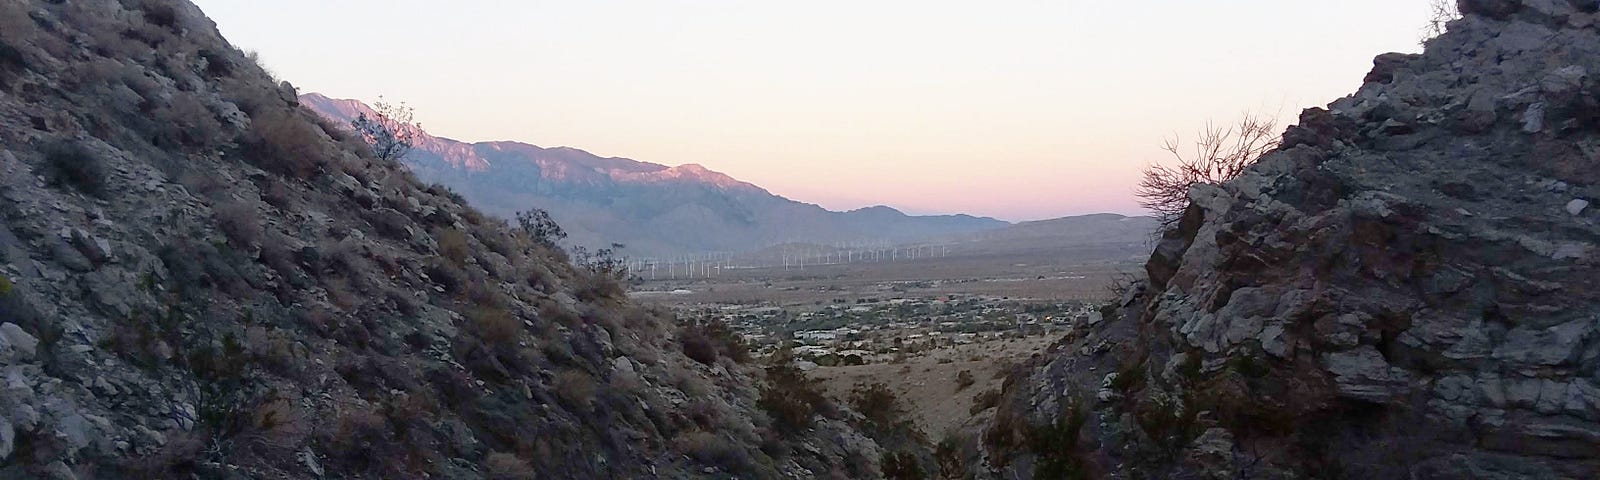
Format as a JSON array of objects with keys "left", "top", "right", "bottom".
[{"left": 300, "top": 93, "right": 1009, "bottom": 257}]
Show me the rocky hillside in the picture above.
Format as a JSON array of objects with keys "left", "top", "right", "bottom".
[
  {"left": 955, "top": 2, "right": 1600, "bottom": 478},
  {"left": 0, "top": 1, "right": 906, "bottom": 478},
  {"left": 301, "top": 94, "right": 1008, "bottom": 257}
]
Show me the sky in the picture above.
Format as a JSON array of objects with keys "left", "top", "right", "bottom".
[{"left": 193, "top": 1, "right": 1434, "bottom": 222}]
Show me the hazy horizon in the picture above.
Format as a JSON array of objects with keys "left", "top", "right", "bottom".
[{"left": 194, "top": 1, "right": 1435, "bottom": 222}]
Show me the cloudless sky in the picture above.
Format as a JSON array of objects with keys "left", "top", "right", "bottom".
[{"left": 193, "top": 1, "right": 1434, "bottom": 221}]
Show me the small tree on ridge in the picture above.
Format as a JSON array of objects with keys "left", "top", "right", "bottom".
[
  {"left": 350, "top": 96, "right": 420, "bottom": 161},
  {"left": 1136, "top": 113, "right": 1279, "bottom": 227}
]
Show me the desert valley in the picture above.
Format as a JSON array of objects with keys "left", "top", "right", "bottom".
[{"left": 1, "top": 1, "right": 1597, "bottom": 479}]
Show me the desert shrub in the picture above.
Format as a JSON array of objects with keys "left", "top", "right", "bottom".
[
  {"left": 239, "top": 107, "right": 329, "bottom": 178},
  {"left": 468, "top": 305, "right": 520, "bottom": 348},
  {"left": 197, "top": 48, "right": 235, "bottom": 79},
  {"left": 165, "top": 92, "right": 223, "bottom": 148},
  {"left": 235, "top": 395, "right": 308, "bottom": 463},
  {"left": 574, "top": 273, "right": 625, "bottom": 303},
  {"left": 758, "top": 364, "right": 829, "bottom": 433},
  {"left": 0, "top": 40, "right": 26, "bottom": 88},
  {"left": 680, "top": 431, "right": 757, "bottom": 475},
  {"left": 850, "top": 382, "right": 930, "bottom": 474},
  {"left": 258, "top": 176, "right": 293, "bottom": 209},
  {"left": 424, "top": 260, "right": 465, "bottom": 294},
  {"left": 679, "top": 317, "right": 747, "bottom": 365},
  {"left": 214, "top": 202, "right": 263, "bottom": 246},
  {"left": 365, "top": 208, "right": 413, "bottom": 240},
  {"left": 935, "top": 436, "right": 966, "bottom": 478},
  {"left": 314, "top": 238, "right": 364, "bottom": 274},
  {"left": 1137, "top": 113, "right": 1278, "bottom": 226},
  {"left": 850, "top": 382, "right": 907, "bottom": 432},
  {"left": 881, "top": 450, "right": 926, "bottom": 480},
  {"left": 40, "top": 138, "right": 107, "bottom": 197},
  {"left": 1422, "top": 0, "right": 1460, "bottom": 44},
  {"left": 436, "top": 227, "right": 470, "bottom": 265},
  {"left": 1027, "top": 400, "right": 1091, "bottom": 480},
  {"left": 349, "top": 97, "right": 420, "bottom": 161},
  {"left": 553, "top": 368, "right": 596, "bottom": 409},
  {"left": 955, "top": 370, "right": 975, "bottom": 392},
  {"left": 680, "top": 330, "right": 718, "bottom": 365},
  {"left": 1110, "top": 360, "right": 1148, "bottom": 394},
  {"left": 483, "top": 451, "right": 535, "bottom": 480},
  {"left": 176, "top": 168, "right": 227, "bottom": 200},
  {"left": 969, "top": 389, "right": 1001, "bottom": 415},
  {"left": 139, "top": 0, "right": 181, "bottom": 31},
  {"left": 515, "top": 208, "right": 565, "bottom": 247},
  {"left": 323, "top": 409, "right": 400, "bottom": 475}
]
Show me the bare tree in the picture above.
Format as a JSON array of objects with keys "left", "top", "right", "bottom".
[
  {"left": 1421, "top": 0, "right": 1460, "bottom": 44},
  {"left": 516, "top": 208, "right": 566, "bottom": 247},
  {"left": 1137, "top": 113, "right": 1279, "bottom": 226},
  {"left": 350, "top": 96, "right": 420, "bottom": 161}
]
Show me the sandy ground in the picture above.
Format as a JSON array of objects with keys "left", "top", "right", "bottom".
[{"left": 809, "top": 335, "right": 1058, "bottom": 439}]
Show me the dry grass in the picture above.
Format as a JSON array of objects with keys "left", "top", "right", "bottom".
[
  {"left": 215, "top": 202, "right": 263, "bottom": 246},
  {"left": 553, "top": 368, "right": 596, "bottom": 409},
  {"left": 241, "top": 106, "right": 331, "bottom": 178},
  {"left": 437, "top": 227, "right": 471, "bottom": 265},
  {"left": 468, "top": 305, "right": 520, "bottom": 348}
]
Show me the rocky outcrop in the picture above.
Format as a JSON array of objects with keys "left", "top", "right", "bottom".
[
  {"left": 965, "top": 1, "right": 1600, "bottom": 478},
  {"left": 0, "top": 1, "right": 882, "bottom": 478}
]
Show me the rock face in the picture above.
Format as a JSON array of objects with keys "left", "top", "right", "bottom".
[
  {"left": 0, "top": 1, "right": 883, "bottom": 478},
  {"left": 964, "top": 2, "right": 1600, "bottom": 478}
]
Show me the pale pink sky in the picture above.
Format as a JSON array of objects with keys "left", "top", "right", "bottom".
[{"left": 196, "top": 1, "right": 1433, "bottom": 221}]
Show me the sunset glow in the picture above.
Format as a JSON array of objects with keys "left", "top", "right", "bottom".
[{"left": 197, "top": 0, "right": 1434, "bottom": 221}]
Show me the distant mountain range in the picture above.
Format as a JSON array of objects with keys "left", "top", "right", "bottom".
[{"left": 301, "top": 93, "right": 1008, "bottom": 256}]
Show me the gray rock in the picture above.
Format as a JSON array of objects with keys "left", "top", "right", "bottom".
[
  {"left": 49, "top": 240, "right": 93, "bottom": 273},
  {"left": 40, "top": 461, "right": 76, "bottom": 480},
  {"left": 299, "top": 447, "right": 323, "bottom": 477},
  {"left": 1258, "top": 324, "right": 1289, "bottom": 358},
  {"left": 612, "top": 356, "right": 636, "bottom": 375},
  {"left": 0, "top": 323, "right": 38, "bottom": 361},
  {"left": 1322, "top": 346, "right": 1411, "bottom": 402},
  {"left": 0, "top": 415, "right": 12, "bottom": 461},
  {"left": 1185, "top": 428, "right": 1236, "bottom": 475},
  {"left": 1522, "top": 102, "right": 1546, "bottom": 133},
  {"left": 69, "top": 229, "right": 113, "bottom": 265},
  {"left": 1492, "top": 317, "right": 1594, "bottom": 366},
  {"left": 1566, "top": 198, "right": 1589, "bottom": 215}
]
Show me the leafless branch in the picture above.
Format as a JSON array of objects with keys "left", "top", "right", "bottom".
[{"left": 1137, "top": 113, "right": 1279, "bottom": 226}]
